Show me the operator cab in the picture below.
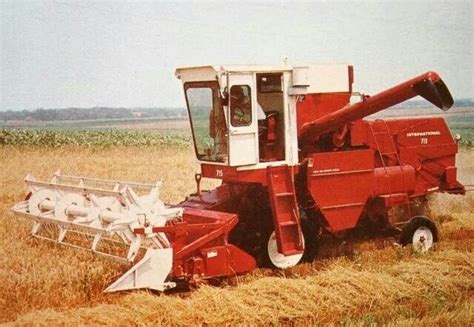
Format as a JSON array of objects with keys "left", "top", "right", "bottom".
[
  {"left": 176, "top": 64, "right": 352, "bottom": 171},
  {"left": 176, "top": 65, "right": 295, "bottom": 169}
]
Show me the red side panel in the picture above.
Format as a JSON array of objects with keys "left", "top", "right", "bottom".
[
  {"left": 201, "top": 163, "right": 268, "bottom": 185},
  {"left": 307, "top": 149, "right": 374, "bottom": 232},
  {"left": 226, "top": 244, "right": 259, "bottom": 274},
  {"left": 296, "top": 93, "right": 351, "bottom": 136},
  {"left": 350, "top": 117, "right": 464, "bottom": 195},
  {"left": 200, "top": 246, "right": 228, "bottom": 276},
  {"left": 373, "top": 165, "right": 416, "bottom": 195},
  {"left": 178, "top": 183, "right": 249, "bottom": 211},
  {"left": 143, "top": 208, "right": 257, "bottom": 280}
]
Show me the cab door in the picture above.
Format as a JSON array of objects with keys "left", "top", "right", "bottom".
[{"left": 227, "top": 73, "right": 259, "bottom": 166}]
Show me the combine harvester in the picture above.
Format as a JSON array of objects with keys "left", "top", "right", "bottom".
[{"left": 12, "top": 64, "right": 465, "bottom": 292}]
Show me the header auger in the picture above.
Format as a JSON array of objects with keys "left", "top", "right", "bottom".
[{"left": 13, "top": 64, "right": 465, "bottom": 292}]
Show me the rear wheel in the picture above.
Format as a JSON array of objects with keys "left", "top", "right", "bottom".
[{"left": 400, "top": 216, "right": 439, "bottom": 253}]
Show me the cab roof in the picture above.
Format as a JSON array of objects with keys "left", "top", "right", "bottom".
[{"left": 175, "top": 63, "right": 350, "bottom": 76}]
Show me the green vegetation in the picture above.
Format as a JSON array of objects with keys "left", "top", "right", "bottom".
[
  {"left": 451, "top": 127, "right": 474, "bottom": 147},
  {"left": 1, "top": 107, "right": 472, "bottom": 148},
  {"left": 446, "top": 113, "right": 474, "bottom": 147},
  {"left": 1, "top": 125, "right": 472, "bottom": 148},
  {"left": 0, "top": 128, "right": 191, "bottom": 147}
]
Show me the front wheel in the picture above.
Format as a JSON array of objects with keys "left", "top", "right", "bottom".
[
  {"left": 267, "top": 231, "right": 305, "bottom": 269},
  {"left": 399, "top": 216, "right": 439, "bottom": 253}
]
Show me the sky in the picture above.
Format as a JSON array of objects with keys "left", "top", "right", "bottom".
[{"left": 1, "top": 0, "right": 472, "bottom": 111}]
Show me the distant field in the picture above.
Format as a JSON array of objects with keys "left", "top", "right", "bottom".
[
  {"left": 2, "top": 106, "right": 472, "bottom": 130},
  {"left": 92, "top": 118, "right": 190, "bottom": 131},
  {"left": 0, "top": 116, "right": 191, "bottom": 133},
  {"left": 0, "top": 128, "right": 192, "bottom": 147},
  {"left": 2, "top": 106, "right": 472, "bottom": 147}
]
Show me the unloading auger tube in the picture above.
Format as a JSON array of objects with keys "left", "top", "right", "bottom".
[
  {"left": 300, "top": 71, "right": 454, "bottom": 143},
  {"left": 12, "top": 171, "right": 183, "bottom": 291}
]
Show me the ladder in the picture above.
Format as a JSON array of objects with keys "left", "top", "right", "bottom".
[
  {"left": 369, "top": 120, "right": 401, "bottom": 167},
  {"left": 267, "top": 165, "right": 304, "bottom": 255}
]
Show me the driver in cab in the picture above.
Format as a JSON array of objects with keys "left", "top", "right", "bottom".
[
  {"left": 230, "top": 86, "right": 251, "bottom": 126},
  {"left": 230, "top": 86, "right": 265, "bottom": 126}
]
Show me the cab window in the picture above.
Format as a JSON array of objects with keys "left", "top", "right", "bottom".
[
  {"left": 230, "top": 85, "right": 252, "bottom": 127},
  {"left": 184, "top": 81, "right": 226, "bottom": 162},
  {"left": 258, "top": 74, "right": 283, "bottom": 93}
]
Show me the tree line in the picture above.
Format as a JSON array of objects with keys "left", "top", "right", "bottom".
[
  {"left": 1, "top": 98, "right": 472, "bottom": 122},
  {"left": 0, "top": 107, "right": 187, "bottom": 122}
]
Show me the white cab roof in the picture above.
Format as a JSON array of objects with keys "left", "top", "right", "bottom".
[{"left": 175, "top": 64, "right": 353, "bottom": 93}]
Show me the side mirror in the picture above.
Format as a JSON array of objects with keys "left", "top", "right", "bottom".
[{"left": 454, "top": 134, "right": 462, "bottom": 144}]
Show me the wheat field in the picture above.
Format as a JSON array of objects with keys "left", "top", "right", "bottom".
[{"left": 1, "top": 145, "right": 473, "bottom": 326}]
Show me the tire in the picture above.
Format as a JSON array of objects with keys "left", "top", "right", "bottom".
[
  {"left": 264, "top": 210, "right": 319, "bottom": 268},
  {"left": 266, "top": 230, "right": 305, "bottom": 269},
  {"left": 399, "top": 216, "right": 439, "bottom": 253}
]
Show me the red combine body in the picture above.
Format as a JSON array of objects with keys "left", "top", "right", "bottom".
[
  {"left": 13, "top": 64, "right": 466, "bottom": 292},
  {"left": 174, "top": 65, "right": 464, "bottom": 274}
]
